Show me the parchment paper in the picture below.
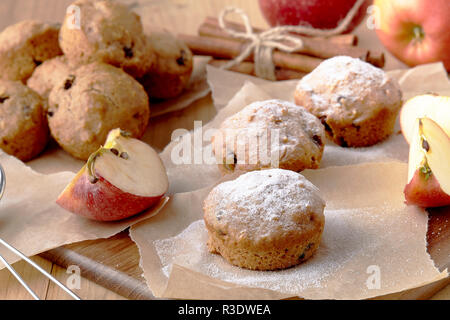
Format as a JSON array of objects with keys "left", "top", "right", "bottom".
[
  {"left": 160, "top": 62, "right": 450, "bottom": 194},
  {"left": 130, "top": 62, "right": 449, "bottom": 299},
  {"left": 0, "top": 151, "right": 168, "bottom": 269},
  {"left": 130, "top": 162, "right": 447, "bottom": 299}
]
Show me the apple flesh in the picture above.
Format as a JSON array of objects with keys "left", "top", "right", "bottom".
[
  {"left": 56, "top": 129, "right": 169, "bottom": 221},
  {"left": 404, "top": 118, "right": 450, "bottom": 208},
  {"left": 400, "top": 94, "right": 450, "bottom": 144},
  {"left": 258, "top": 0, "right": 370, "bottom": 33},
  {"left": 374, "top": 0, "right": 450, "bottom": 71}
]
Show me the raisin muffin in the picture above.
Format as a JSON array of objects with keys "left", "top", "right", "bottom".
[
  {"left": 27, "top": 56, "right": 72, "bottom": 102},
  {"left": 212, "top": 99, "right": 325, "bottom": 175},
  {"left": 138, "top": 31, "right": 193, "bottom": 99},
  {"left": 59, "top": 0, "right": 154, "bottom": 78},
  {"left": 0, "top": 20, "right": 62, "bottom": 82},
  {"left": 47, "top": 62, "right": 150, "bottom": 160},
  {"left": 0, "top": 80, "right": 49, "bottom": 161},
  {"left": 294, "top": 56, "right": 402, "bottom": 147},
  {"left": 203, "top": 169, "right": 326, "bottom": 271}
]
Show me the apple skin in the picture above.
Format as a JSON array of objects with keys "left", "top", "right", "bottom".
[
  {"left": 56, "top": 166, "right": 163, "bottom": 222},
  {"left": 374, "top": 0, "right": 450, "bottom": 71},
  {"left": 404, "top": 168, "right": 450, "bottom": 208},
  {"left": 258, "top": 0, "right": 371, "bottom": 33}
]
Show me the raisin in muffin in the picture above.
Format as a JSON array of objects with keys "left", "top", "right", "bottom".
[
  {"left": 138, "top": 31, "right": 193, "bottom": 99},
  {"left": 47, "top": 62, "right": 150, "bottom": 160},
  {"left": 27, "top": 56, "right": 72, "bottom": 102},
  {"left": 0, "top": 20, "right": 62, "bottom": 82},
  {"left": 0, "top": 80, "right": 49, "bottom": 161},
  {"left": 203, "top": 168, "right": 326, "bottom": 271},
  {"left": 59, "top": 0, "right": 154, "bottom": 78},
  {"left": 294, "top": 56, "right": 402, "bottom": 147},
  {"left": 212, "top": 99, "right": 325, "bottom": 175}
]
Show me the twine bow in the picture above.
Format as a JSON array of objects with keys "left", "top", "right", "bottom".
[{"left": 217, "top": 0, "right": 367, "bottom": 80}]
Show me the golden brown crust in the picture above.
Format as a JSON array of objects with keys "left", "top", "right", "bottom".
[
  {"left": 47, "top": 62, "right": 150, "bottom": 160},
  {"left": 212, "top": 99, "right": 325, "bottom": 175},
  {"left": 0, "top": 80, "right": 49, "bottom": 161},
  {"left": 0, "top": 20, "right": 62, "bottom": 82},
  {"left": 203, "top": 169, "right": 325, "bottom": 270},
  {"left": 294, "top": 56, "right": 402, "bottom": 147},
  {"left": 59, "top": 0, "right": 154, "bottom": 78},
  {"left": 138, "top": 32, "right": 193, "bottom": 99}
]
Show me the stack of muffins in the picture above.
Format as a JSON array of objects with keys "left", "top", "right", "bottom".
[{"left": 0, "top": 0, "right": 193, "bottom": 161}]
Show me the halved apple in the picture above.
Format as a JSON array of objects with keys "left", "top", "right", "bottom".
[
  {"left": 56, "top": 129, "right": 169, "bottom": 221},
  {"left": 400, "top": 94, "right": 450, "bottom": 144},
  {"left": 404, "top": 117, "right": 450, "bottom": 208}
]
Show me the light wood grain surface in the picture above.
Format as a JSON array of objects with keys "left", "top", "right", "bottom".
[{"left": 0, "top": 0, "right": 448, "bottom": 300}]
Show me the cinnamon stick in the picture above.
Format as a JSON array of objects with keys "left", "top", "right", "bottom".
[
  {"left": 198, "top": 22, "right": 384, "bottom": 68},
  {"left": 179, "top": 33, "right": 323, "bottom": 74},
  {"left": 204, "top": 16, "right": 358, "bottom": 46},
  {"left": 208, "top": 59, "right": 306, "bottom": 81}
]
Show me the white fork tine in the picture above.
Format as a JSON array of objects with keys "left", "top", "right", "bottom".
[{"left": 0, "top": 163, "right": 81, "bottom": 300}]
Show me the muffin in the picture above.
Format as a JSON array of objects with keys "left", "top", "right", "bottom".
[
  {"left": 0, "top": 80, "right": 49, "bottom": 161},
  {"left": 138, "top": 31, "right": 193, "bottom": 99},
  {"left": 212, "top": 99, "right": 325, "bottom": 175},
  {"left": 294, "top": 56, "right": 402, "bottom": 147},
  {"left": 47, "top": 62, "right": 150, "bottom": 160},
  {"left": 203, "top": 169, "right": 326, "bottom": 271},
  {"left": 0, "top": 20, "right": 62, "bottom": 82},
  {"left": 27, "top": 56, "right": 72, "bottom": 102},
  {"left": 59, "top": 0, "right": 154, "bottom": 78}
]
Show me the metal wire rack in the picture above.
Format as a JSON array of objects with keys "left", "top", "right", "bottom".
[{"left": 0, "top": 163, "right": 81, "bottom": 300}]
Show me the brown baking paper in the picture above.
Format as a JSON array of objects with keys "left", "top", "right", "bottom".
[
  {"left": 160, "top": 62, "right": 450, "bottom": 194},
  {"left": 130, "top": 162, "right": 447, "bottom": 299},
  {"left": 0, "top": 151, "right": 169, "bottom": 269}
]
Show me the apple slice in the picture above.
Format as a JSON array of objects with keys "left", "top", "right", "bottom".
[
  {"left": 404, "top": 117, "right": 450, "bottom": 208},
  {"left": 400, "top": 94, "right": 450, "bottom": 144},
  {"left": 56, "top": 129, "right": 169, "bottom": 221}
]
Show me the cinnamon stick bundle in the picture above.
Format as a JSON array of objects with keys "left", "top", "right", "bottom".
[
  {"left": 198, "top": 21, "right": 384, "bottom": 68},
  {"left": 204, "top": 16, "right": 358, "bottom": 46},
  {"left": 179, "top": 34, "right": 324, "bottom": 74}
]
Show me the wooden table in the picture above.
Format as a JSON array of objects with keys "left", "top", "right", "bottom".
[{"left": 0, "top": 0, "right": 448, "bottom": 300}]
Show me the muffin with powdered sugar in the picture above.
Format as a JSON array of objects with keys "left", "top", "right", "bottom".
[
  {"left": 203, "top": 169, "right": 325, "bottom": 271},
  {"left": 294, "top": 56, "right": 402, "bottom": 147}
]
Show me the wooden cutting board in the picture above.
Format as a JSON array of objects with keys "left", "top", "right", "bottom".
[{"left": 39, "top": 206, "right": 449, "bottom": 300}]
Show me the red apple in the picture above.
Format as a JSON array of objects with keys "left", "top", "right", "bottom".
[
  {"left": 258, "top": 0, "right": 371, "bottom": 33},
  {"left": 374, "top": 0, "right": 450, "bottom": 71},
  {"left": 57, "top": 129, "right": 169, "bottom": 221},
  {"left": 400, "top": 94, "right": 450, "bottom": 144},
  {"left": 404, "top": 118, "right": 450, "bottom": 208}
]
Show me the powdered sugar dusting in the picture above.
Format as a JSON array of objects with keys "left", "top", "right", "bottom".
[
  {"left": 207, "top": 169, "right": 325, "bottom": 240},
  {"left": 154, "top": 206, "right": 379, "bottom": 295},
  {"left": 296, "top": 56, "right": 400, "bottom": 120}
]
